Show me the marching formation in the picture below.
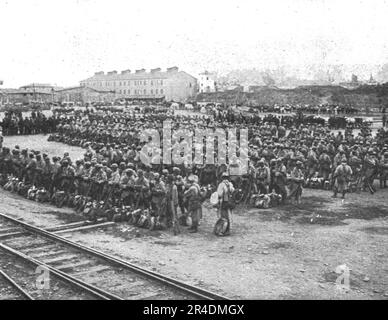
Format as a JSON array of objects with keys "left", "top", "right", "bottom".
[{"left": 1, "top": 105, "right": 388, "bottom": 237}]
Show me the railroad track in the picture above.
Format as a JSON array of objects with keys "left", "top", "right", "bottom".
[
  {"left": 0, "top": 250, "right": 101, "bottom": 300},
  {"left": 0, "top": 269, "right": 34, "bottom": 300},
  {"left": 0, "top": 213, "right": 228, "bottom": 300},
  {"left": 0, "top": 219, "right": 114, "bottom": 240}
]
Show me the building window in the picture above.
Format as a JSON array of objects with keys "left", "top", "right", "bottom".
[
  {"left": 128, "top": 89, "right": 130, "bottom": 94},
  {"left": 151, "top": 80, "right": 153, "bottom": 86},
  {"left": 156, "top": 89, "right": 158, "bottom": 94},
  {"left": 144, "top": 80, "right": 147, "bottom": 85},
  {"left": 189, "top": 83, "right": 192, "bottom": 88},
  {"left": 144, "top": 89, "right": 146, "bottom": 94},
  {"left": 150, "top": 89, "right": 153, "bottom": 94},
  {"left": 161, "top": 80, "right": 163, "bottom": 85},
  {"left": 160, "top": 89, "right": 163, "bottom": 94}
]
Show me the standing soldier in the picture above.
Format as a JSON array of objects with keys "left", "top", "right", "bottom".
[
  {"left": 150, "top": 173, "right": 167, "bottom": 227},
  {"left": 273, "top": 158, "right": 288, "bottom": 203},
  {"left": 379, "top": 152, "right": 388, "bottom": 188},
  {"left": 35, "top": 154, "right": 44, "bottom": 188},
  {"left": 184, "top": 175, "right": 202, "bottom": 233},
  {"left": 80, "top": 161, "right": 92, "bottom": 196},
  {"left": 289, "top": 161, "right": 305, "bottom": 204},
  {"left": 51, "top": 157, "right": 61, "bottom": 193},
  {"left": 58, "top": 160, "right": 75, "bottom": 194},
  {"left": 134, "top": 169, "right": 150, "bottom": 209},
  {"left": 107, "top": 163, "right": 121, "bottom": 203},
  {"left": 90, "top": 164, "right": 107, "bottom": 201},
  {"left": 255, "top": 159, "right": 270, "bottom": 194},
  {"left": 26, "top": 153, "right": 37, "bottom": 185},
  {"left": 173, "top": 168, "right": 186, "bottom": 221},
  {"left": 74, "top": 160, "right": 84, "bottom": 194},
  {"left": 215, "top": 172, "right": 235, "bottom": 236},
  {"left": 318, "top": 149, "right": 332, "bottom": 183},
  {"left": 306, "top": 146, "right": 318, "bottom": 178},
  {"left": 120, "top": 168, "right": 135, "bottom": 206},
  {"left": 11, "top": 149, "right": 22, "bottom": 179},
  {"left": 363, "top": 149, "right": 378, "bottom": 194},
  {"left": 165, "top": 174, "right": 180, "bottom": 234},
  {"left": 42, "top": 156, "right": 53, "bottom": 191},
  {"left": 332, "top": 158, "right": 353, "bottom": 199}
]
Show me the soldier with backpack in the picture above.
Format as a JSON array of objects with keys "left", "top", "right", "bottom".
[
  {"left": 214, "top": 172, "right": 235, "bottom": 236},
  {"left": 332, "top": 158, "right": 353, "bottom": 199},
  {"left": 183, "top": 175, "right": 203, "bottom": 233}
]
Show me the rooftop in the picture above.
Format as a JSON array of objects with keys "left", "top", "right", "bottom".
[
  {"left": 19, "top": 83, "right": 56, "bottom": 88},
  {"left": 55, "top": 86, "right": 115, "bottom": 93},
  {"left": 81, "top": 67, "right": 184, "bottom": 82}
]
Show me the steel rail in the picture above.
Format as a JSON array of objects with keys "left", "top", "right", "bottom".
[
  {"left": 0, "top": 243, "right": 122, "bottom": 300},
  {"left": 0, "top": 220, "right": 112, "bottom": 240},
  {"left": 0, "top": 269, "right": 35, "bottom": 300},
  {"left": 0, "top": 212, "right": 229, "bottom": 300},
  {"left": 54, "top": 221, "right": 114, "bottom": 234}
]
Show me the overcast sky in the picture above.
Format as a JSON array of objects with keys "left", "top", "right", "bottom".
[{"left": 1, "top": 0, "right": 388, "bottom": 87}]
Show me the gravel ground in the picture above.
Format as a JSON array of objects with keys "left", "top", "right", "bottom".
[
  {"left": 0, "top": 250, "right": 97, "bottom": 300},
  {"left": 1, "top": 135, "right": 387, "bottom": 300},
  {"left": 0, "top": 186, "right": 387, "bottom": 299}
]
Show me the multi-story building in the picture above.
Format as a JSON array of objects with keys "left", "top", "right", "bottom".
[
  {"left": 80, "top": 67, "right": 197, "bottom": 102},
  {"left": 0, "top": 88, "right": 54, "bottom": 105},
  {"left": 198, "top": 71, "right": 217, "bottom": 93}
]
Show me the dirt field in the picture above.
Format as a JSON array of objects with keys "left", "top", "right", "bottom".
[{"left": 1, "top": 135, "right": 387, "bottom": 300}]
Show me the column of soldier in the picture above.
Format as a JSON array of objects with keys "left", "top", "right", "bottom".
[
  {"left": 1, "top": 107, "right": 388, "bottom": 236},
  {"left": 0, "top": 111, "right": 58, "bottom": 135}
]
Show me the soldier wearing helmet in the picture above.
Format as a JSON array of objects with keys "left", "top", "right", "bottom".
[
  {"left": 272, "top": 158, "right": 287, "bottom": 203},
  {"left": 150, "top": 173, "right": 166, "bottom": 226},
  {"left": 289, "top": 160, "right": 305, "bottom": 204},
  {"left": 57, "top": 159, "right": 75, "bottom": 194},
  {"left": 89, "top": 163, "right": 107, "bottom": 201},
  {"left": 379, "top": 152, "right": 388, "bottom": 189},
  {"left": 255, "top": 159, "right": 270, "bottom": 195},
  {"left": 134, "top": 169, "right": 150, "bottom": 209},
  {"left": 215, "top": 172, "right": 235, "bottom": 236},
  {"left": 363, "top": 149, "right": 378, "bottom": 194},
  {"left": 332, "top": 158, "right": 352, "bottom": 199},
  {"left": 183, "top": 175, "right": 202, "bottom": 233},
  {"left": 165, "top": 174, "right": 180, "bottom": 234}
]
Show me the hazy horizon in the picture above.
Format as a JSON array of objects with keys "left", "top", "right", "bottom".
[{"left": 1, "top": 0, "right": 388, "bottom": 88}]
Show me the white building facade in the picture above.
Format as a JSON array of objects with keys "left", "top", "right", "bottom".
[
  {"left": 80, "top": 67, "right": 197, "bottom": 102},
  {"left": 198, "top": 71, "right": 217, "bottom": 93}
]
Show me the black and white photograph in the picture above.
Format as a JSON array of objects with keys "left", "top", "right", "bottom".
[{"left": 0, "top": 0, "right": 387, "bottom": 307}]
